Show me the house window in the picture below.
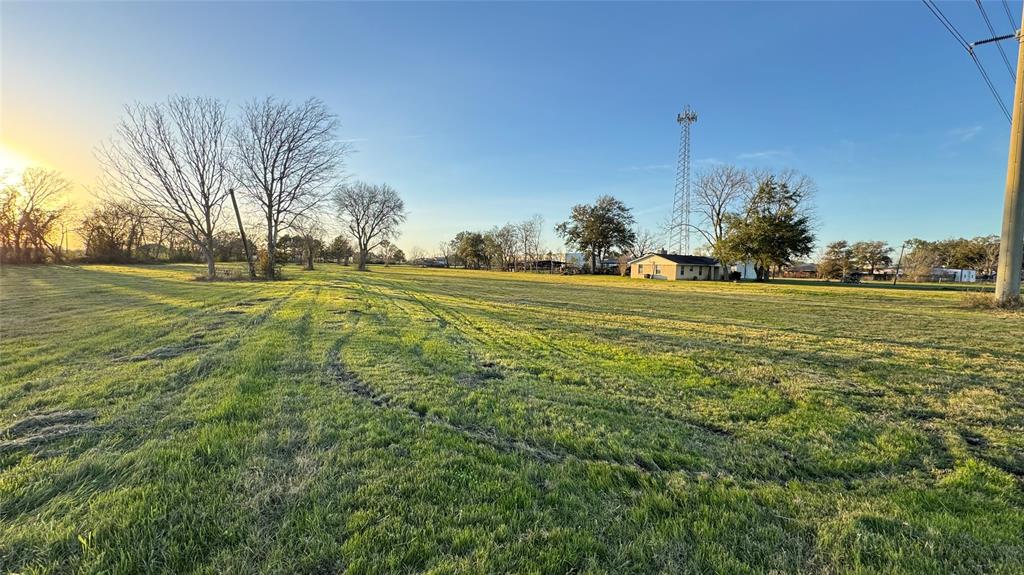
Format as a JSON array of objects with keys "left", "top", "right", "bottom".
[
  {"left": 689, "top": 266, "right": 694, "bottom": 272},
  {"left": 638, "top": 264, "right": 643, "bottom": 273},
  {"left": 654, "top": 264, "right": 661, "bottom": 275}
]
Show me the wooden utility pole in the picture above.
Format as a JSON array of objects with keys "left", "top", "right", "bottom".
[
  {"left": 996, "top": 9, "right": 1024, "bottom": 305},
  {"left": 229, "top": 188, "right": 255, "bottom": 279},
  {"left": 893, "top": 241, "right": 907, "bottom": 286}
]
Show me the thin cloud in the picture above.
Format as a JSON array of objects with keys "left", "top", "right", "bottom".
[
  {"left": 695, "top": 157, "right": 724, "bottom": 166},
  {"left": 618, "top": 163, "right": 673, "bottom": 172},
  {"left": 947, "top": 125, "right": 982, "bottom": 143},
  {"left": 737, "top": 149, "right": 790, "bottom": 160}
]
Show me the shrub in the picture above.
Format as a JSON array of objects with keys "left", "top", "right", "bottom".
[{"left": 255, "top": 248, "right": 282, "bottom": 280}]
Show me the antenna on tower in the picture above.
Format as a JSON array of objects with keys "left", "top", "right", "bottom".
[{"left": 671, "top": 105, "right": 697, "bottom": 254}]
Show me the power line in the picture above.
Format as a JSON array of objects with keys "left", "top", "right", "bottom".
[
  {"left": 922, "top": 0, "right": 1012, "bottom": 123},
  {"left": 1003, "top": 0, "right": 1016, "bottom": 29},
  {"left": 970, "top": 50, "right": 1013, "bottom": 121},
  {"left": 923, "top": 0, "right": 970, "bottom": 49},
  {"left": 976, "top": 0, "right": 1016, "bottom": 79}
]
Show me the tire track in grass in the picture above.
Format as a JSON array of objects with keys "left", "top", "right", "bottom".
[
  {"left": 0, "top": 288, "right": 302, "bottom": 526},
  {"left": 316, "top": 290, "right": 882, "bottom": 484},
  {"left": 241, "top": 286, "right": 337, "bottom": 568},
  {"left": 381, "top": 281, "right": 950, "bottom": 486},
  {"left": 322, "top": 333, "right": 943, "bottom": 488},
  {"left": 343, "top": 275, "right": 953, "bottom": 486},
  {"left": 111, "top": 287, "right": 301, "bottom": 441},
  {"left": 399, "top": 285, "right": 750, "bottom": 440}
]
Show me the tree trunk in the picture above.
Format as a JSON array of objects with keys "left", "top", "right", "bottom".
[
  {"left": 304, "top": 242, "right": 314, "bottom": 270},
  {"left": 205, "top": 236, "right": 216, "bottom": 280},
  {"left": 358, "top": 246, "right": 368, "bottom": 271},
  {"left": 265, "top": 218, "right": 276, "bottom": 280},
  {"left": 590, "top": 251, "right": 597, "bottom": 274}
]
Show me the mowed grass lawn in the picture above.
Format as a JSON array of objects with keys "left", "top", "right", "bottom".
[{"left": 1, "top": 264, "right": 1022, "bottom": 574}]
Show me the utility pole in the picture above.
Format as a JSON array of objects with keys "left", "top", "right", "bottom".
[
  {"left": 228, "top": 188, "right": 255, "bottom": 279},
  {"left": 995, "top": 8, "right": 1024, "bottom": 305},
  {"left": 893, "top": 241, "right": 908, "bottom": 286}
]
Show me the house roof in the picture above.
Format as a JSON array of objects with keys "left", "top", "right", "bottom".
[{"left": 629, "top": 253, "right": 720, "bottom": 266}]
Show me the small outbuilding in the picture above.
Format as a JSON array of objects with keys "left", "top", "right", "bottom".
[{"left": 629, "top": 253, "right": 722, "bottom": 281}]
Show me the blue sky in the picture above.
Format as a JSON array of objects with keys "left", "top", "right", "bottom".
[{"left": 1, "top": 1, "right": 1018, "bottom": 255}]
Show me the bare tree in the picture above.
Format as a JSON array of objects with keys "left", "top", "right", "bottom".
[
  {"left": 691, "top": 165, "right": 750, "bottom": 265},
  {"left": 334, "top": 181, "right": 407, "bottom": 271},
  {"left": 100, "top": 97, "right": 230, "bottom": 279},
  {"left": 292, "top": 216, "right": 326, "bottom": 271},
  {"left": 627, "top": 226, "right": 658, "bottom": 258},
  {"left": 0, "top": 168, "right": 71, "bottom": 263},
  {"left": 437, "top": 240, "right": 452, "bottom": 267},
  {"left": 78, "top": 197, "right": 151, "bottom": 262},
  {"left": 516, "top": 214, "right": 544, "bottom": 270},
  {"left": 409, "top": 245, "right": 426, "bottom": 263},
  {"left": 233, "top": 97, "right": 348, "bottom": 279},
  {"left": 489, "top": 223, "right": 519, "bottom": 271}
]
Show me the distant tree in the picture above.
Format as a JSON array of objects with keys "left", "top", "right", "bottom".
[
  {"left": 437, "top": 240, "right": 453, "bottom": 268},
  {"left": 292, "top": 218, "right": 325, "bottom": 270},
  {"left": 692, "top": 164, "right": 751, "bottom": 265},
  {"left": 627, "top": 226, "right": 658, "bottom": 259},
  {"left": 851, "top": 240, "right": 893, "bottom": 275},
  {"left": 819, "top": 240, "right": 854, "bottom": 280},
  {"left": 516, "top": 215, "right": 544, "bottom": 270},
  {"left": 379, "top": 239, "right": 399, "bottom": 266},
  {"left": 0, "top": 168, "right": 71, "bottom": 263},
  {"left": 904, "top": 241, "right": 942, "bottom": 281},
  {"left": 233, "top": 97, "right": 348, "bottom": 279},
  {"left": 555, "top": 195, "right": 636, "bottom": 274},
  {"left": 324, "top": 234, "right": 354, "bottom": 265},
  {"left": 453, "top": 231, "right": 487, "bottom": 269},
  {"left": 488, "top": 223, "right": 519, "bottom": 270},
  {"left": 275, "top": 233, "right": 303, "bottom": 264},
  {"left": 79, "top": 198, "right": 149, "bottom": 263},
  {"left": 408, "top": 245, "right": 426, "bottom": 263},
  {"left": 334, "top": 181, "right": 407, "bottom": 271},
  {"left": 101, "top": 97, "right": 231, "bottom": 279},
  {"left": 212, "top": 230, "right": 254, "bottom": 262},
  {"left": 721, "top": 175, "right": 815, "bottom": 281},
  {"left": 973, "top": 235, "right": 1000, "bottom": 278}
]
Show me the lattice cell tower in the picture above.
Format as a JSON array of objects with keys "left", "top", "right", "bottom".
[{"left": 671, "top": 105, "right": 697, "bottom": 254}]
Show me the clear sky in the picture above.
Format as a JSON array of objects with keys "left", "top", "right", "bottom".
[{"left": 1, "top": 1, "right": 1019, "bottom": 255}]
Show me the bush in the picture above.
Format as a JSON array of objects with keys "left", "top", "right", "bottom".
[{"left": 255, "top": 248, "right": 282, "bottom": 280}]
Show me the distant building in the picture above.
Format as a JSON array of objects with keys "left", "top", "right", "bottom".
[
  {"left": 782, "top": 262, "right": 817, "bottom": 278},
  {"left": 629, "top": 253, "right": 722, "bottom": 281},
  {"left": 933, "top": 268, "right": 977, "bottom": 283}
]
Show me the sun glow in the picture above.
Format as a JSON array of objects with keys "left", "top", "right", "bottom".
[{"left": 0, "top": 143, "right": 37, "bottom": 177}]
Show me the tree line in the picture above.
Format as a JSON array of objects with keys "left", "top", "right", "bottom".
[
  {"left": 439, "top": 216, "right": 545, "bottom": 270},
  {"left": 817, "top": 237, "right": 1002, "bottom": 281},
  {"left": 1, "top": 96, "right": 408, "bottom": 279}
]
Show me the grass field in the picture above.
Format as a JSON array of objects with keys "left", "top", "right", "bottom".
[{"left": 1, "top": 263, "right": 1022, "bottom": 574}]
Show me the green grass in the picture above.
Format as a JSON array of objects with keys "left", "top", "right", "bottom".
[{"left": 1, "top": 263, "right": 1021, "bottom": 574}]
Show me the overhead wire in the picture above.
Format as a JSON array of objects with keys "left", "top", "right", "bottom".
[
  {"left": 922, "top": 0, "right": 1013, "bottom": 123},
  {"left": 976, "top": 0, "right": 1016, "bottom": 79}
]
